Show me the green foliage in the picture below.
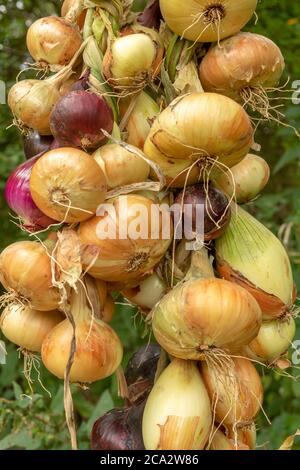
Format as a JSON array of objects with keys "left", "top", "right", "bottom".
[{"left": 0, "top": 0, "right": 300, "bottom": 451}]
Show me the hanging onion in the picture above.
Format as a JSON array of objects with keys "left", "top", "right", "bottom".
[
  {"left": 214, "top": 154, "right": 270, "bottom": 203},
  {"left": 159, "top": 0, "right": 257, "bottom": 43},
  {"left": 142, "top": 358, "right": 212, "bottom": 450},
  {"left": 61, "top": 0, "right": 87, "bottom": 29},
  {"left": 79, "top": 194, "right": 173, "bottom": 283},
  {"left": 93, "top": 144, "right": 150, "bottom": 189},
  {"left": 0, "top": 303, "right": 63, "bottom": 352},
  {"left": 209, "top": 423, "right": 256, "bottom": 450},
  {"left": 122, "top": 273, "right": 166, "bottom": 312},
  {"left": 199, "top": 33, "right": 285, "bottom": 115},
  {"left": 30, "top": 147, "right": 107, "bottom": 223},
  {"left": 144, "top": 93, "right": 253, "bottom": 187},
  {"left": 201, "top": 358, "right": 263, "bottom": 426},
  {"left": 26, "top": 16, "right": 82, "bottom": 67},
  {"left": 0, "top": 241, "right": 60, "bottom": 311},
  {"left": 216, "top": 204, "right": 295, "bottom": 319},
  {"left": 41, "top": 283, "right": 123, "bottom": 383},
  {"left": 23, "top": 131, "right": 54, "bottom": 159}
]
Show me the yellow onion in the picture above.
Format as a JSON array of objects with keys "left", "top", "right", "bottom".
[
  {"left": 159, "top": 0, "right": 257, "bottom": 43},
  {"left": 199, "top": 33, "right": 285, "bottom": 112},
  {"left": 122, "top": 273, "right": 167, "bottom": 312},
  {"left": 41, "top": 282, "right": 123, "bottom": 383},
  {"left": 119, "top": 92, "right": 160, "bottom": 149},
  {"left": 142, "top": 358, "right": 212, "bottom": 450},
  {"left": 61, "top": 0, "right": 86, "bottom": 29},
  {"left": 30, "top": 148, "right": 107, "bottom": 223},
  {"left": 216, "top": 205, "right": 295, "bottom": 319},
  {"left": 201, "top": 358, "right": 263, "bottom": 426},
  {"left": 0, "top": 241, "right": 60, "bottom": 311},
  {"left": 209, "top": 423, "right": 256, "bottom": 450},
  {"left": 93, "top": 144, "right": 150, "bottom": 189},
  {"left": 26, "top": 16, "right": 82, "bottom": 67},
  {"left": 79, "top": 194, "right": 173, "bottom": 283},
  {"left": 144, "top": 92, "right": 253, "bottom": 187},
  {"left": 152, "top": 250, "right": 262, "bottom": 360},
  {"left": 242, "top": 318, "right": 296, "bottom": 365},
  {"left": 0, "top": 303, "right": 63, "bottom": 352},
  {"left": 214, "top": 154, "right": 270, "bottom": 203}
]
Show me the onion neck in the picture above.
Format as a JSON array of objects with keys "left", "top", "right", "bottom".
[
  {"left": 184, "top": 247, "right": 215, "bottom": 282},
  {"left": 70, "top": 281, "right": 91, "bottom": 323}
]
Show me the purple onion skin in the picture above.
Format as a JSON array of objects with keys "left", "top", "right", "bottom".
[
  {"left": 70, "top": 71, "right": 90, "bottom": 92},
  {"left": 137, "top": 0, "right": 162, "bottom": 30},
  {"left": 4, "top": 154, "right": 56, "bottom": 232},
  {"left": 23, "top": 131, "right": 54, "bottom": 160},
  {"left": 50, "top": 91, "right": 114, "bottom": 150},
  {"left": 91, "top": 403, "right": 145, "bottom": 451},
  {"left": 125, "top": 343, "right": 161, "bottom": 387}
]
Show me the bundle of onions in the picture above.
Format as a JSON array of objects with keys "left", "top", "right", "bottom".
[
  {"left": 5, "top": 155, "right": 57, "bottom": 232},
  {"left": 216, "top": 205, "right": 295, "bottom": 319},
  {"left": 152, "top": 249, "right": 262, "bottom": 360},
  {"left": 122, "top": 273, "right": 166, "bottom": 312},
  {"left": 242, "top": 318, "right": 296, "bottom": 365},
  {"left": 93, "top": 144, "right": 150, "bottom": 189},
  {"left": 201, "top": 358, "right": 263, "bottom": 426},
  {"left": 142, "top": 358, "right": 212, "bottom": 450},
  {"left": 143, "top": 93, "right": 254, "bottom": 187},
  {"left": 79, "top": 194, "right": 173, "bottom": 283},
  {"left": 199, "top": 33, "right": 285, "bottom": 117},
  {"left": 61, "top": 0, "right": 86, "bottom": 29},
  {"left": 41, "top": 283, "right": 123, "bottom": 383},
  {"left": 26, "top": 16, "right": 82, "bottom": 67},
  {"left": 214, "top": 154, "right": 270, "bottom": 204},
  {"left": 0, "top": 304, "right": 63, "bottom": 353},
  {"left": 159, "top": 0, "right": 257, "bottom": 43},
  {"left": 103, "top": 29, "right": 163, "bottom": 91},
  {"left": 0, "top": 241, "right": 60, "bottom": 311},
  {"left": 30, "top": 148, "right": 107, "bottom": 223},
  {"left": 50, "top": 91, "right": 114, "bottom": 150},
  {"left": 119, "top": 92, "right": 160, "bottom": 149},
  {"left": 23, "top": 131, "right": 54, "bottom": 159},
  {"left": 209, "top": 423, "right": 256, "bottom": 450}
]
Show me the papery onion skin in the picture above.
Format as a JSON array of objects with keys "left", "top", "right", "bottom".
[
  {"left": 138, "top": 0, "right": 162, "bottom": 30},
  {"left": 5, "top": 155, "right": 56, "bottom": 232},
  {"left": 216, "top": 205, "right": 295, "bottom": 319},
  {"left": 23, "top": 131, "right": 54, "bottom": 159},
  {"left": 209, "top": 423, "right": 256, "bottom": 450},
  {"left": 30, "top": 147, "right": 107, "bottom": 223},
  {"left": 0, "top": 304, "right": 63, "bottom": 352},
  {"left": 199, "top": 32, "right": 285, "bottom": 102},
  {"left": 93, "top": 144, "right": 150, "bottom": 189},
  {"left": 159, "top": 0, "right": 257, "bottom": 43},
  {"left": 214, "top": 154, "right": 270, "bottom": 203},
  {"left": 242, "top": 317, "right": 296, "bottom": 365},
  {"left": 26, "top": 16, "right": 82, "bottom": 66},
  {"left": 142, "top": 358, "right": 212, "bottom": 450},
  {"left": 152, "top": 278, "right": 262, "bottom": 360},
  {"left": 0, "top": 241, "right": 60, "bottom": 311},
  {"left": 50, "top": 91, "right": 114, "bottom": 150},
  {"left": 79, "top": 195, "right": 173, "bottom": 283},
  {"left": 201, "top": 358, "right": 263, "bottom": 426},
  {"left": 144, "top": 93, "right": 253, "bottom": 187}
]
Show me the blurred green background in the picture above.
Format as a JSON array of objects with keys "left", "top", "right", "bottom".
[{"left": 0, "top": 0, "right": 300, "bottom": 450}]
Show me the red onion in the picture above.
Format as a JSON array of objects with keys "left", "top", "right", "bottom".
[
  {"left": 4, "top": 155, "right": 57, "bottom": 232},
  {"left": 70, "top": 71, "right": 90, "bottom": 92},
  {"left": 50, "top": 91, "right": 114, "bottom": 150},
  {"left": 138, "top": 0, "right": 162, "bottom": 30},
  {"left": 91, "top": 402, "right": 145, "bottom": 450},
  {"left": 23, "top": 131, "right": 54, "bottom": 160}
]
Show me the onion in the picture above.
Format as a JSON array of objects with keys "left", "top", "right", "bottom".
[
  {"left": 201, "top": 358, "right": 263, "bottom": 426},
  {"left": 23, "top": 131, "right": 54, "bottom": 159},
  {"left": 142, "top": 358, "right": 212, "bottom": 450},
  {"left": 79, "top": 194, "right": 173, "bottom": 283},
  {"left": 209, "top": 423, "right": 256, "bottom": 450},
  {"left": 5, "top": 155, "right": 57, "bottom": 232},
  {"left": 138, "top": 0, "right": 162, "bottom": 30},
  {"left": 242, "top": 318, "right": 296, "bottom": 365},
  {"left": 26, "top": 16, "right": 82, "bottom": 67},
  {"left": 175, "top": 183, "right": 231, "bottom": 241},
  {"left": 61, "top": 0, "right": 87, "bottom": 29},
  {"left": 50, "top": 91, "right": 114, "bottom": 150},
  {"left": 214, "top": 154, "right": 270, "bottom": 204},
  {"left": 122, "top": 273, "right": 166, "bottom": 312},
  {"left": 93, "top": 144, "right": 150, "bottom": 189},
  {"left": 144, "top": 93, "right": 254, "bottom": 188},
  {"left": 119, "top": 92, "right": 160, "bottom": 149},
  {"left": 199, "top": 33, "right": 285, "bottom": 116},
  {"left": 159, "top": 0, "right": 257, "bottom": 43},
  {"left": 41, "top": 282, "right": 123, "bottom": 383},
  {"left": 30, "top": 147, "right": 107, "bottom": 223},
  {"left": 91, "top": 403, "right": 145, "bottom": 450},
  {"left": 0, "top": 303, "right": 63, "bottom": 352},
  {"left": 152, "top": 248, "right": 262, "bottom": 360},
  {"left": 216, "top": 204, "right": 295, "bottom": 319},
  {"left": 0, "top": 241, "right": 60, "bottom": 311}
]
